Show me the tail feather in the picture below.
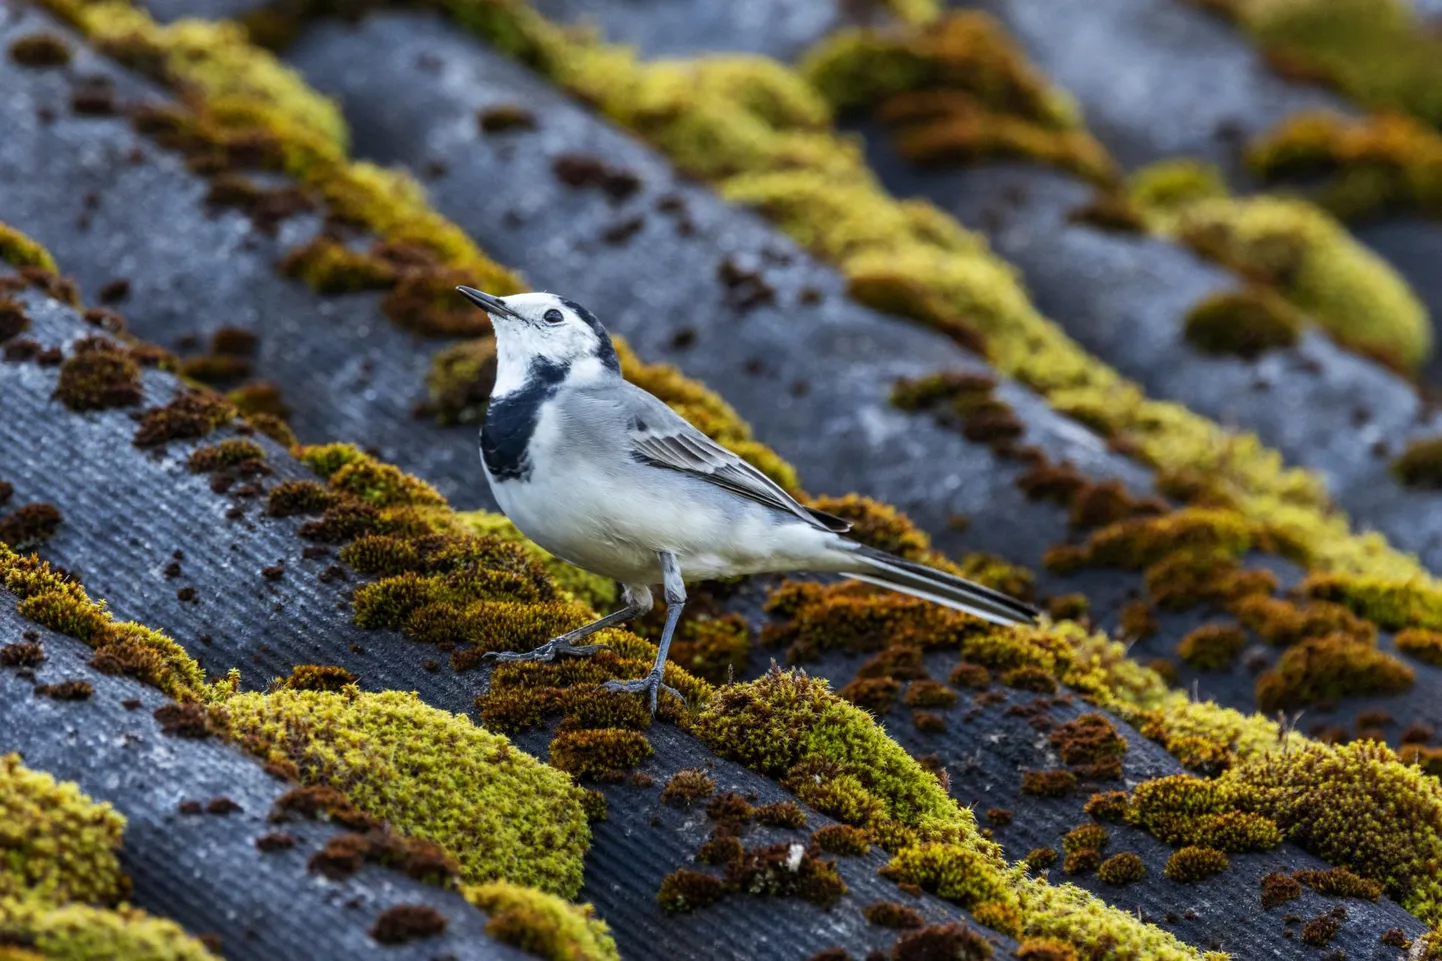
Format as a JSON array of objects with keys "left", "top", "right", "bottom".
[{"left": 849, "top": 546, "right": 1038, "bottom": 627}]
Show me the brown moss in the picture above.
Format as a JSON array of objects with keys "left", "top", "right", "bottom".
[
  {"left": 9, "top": 33, "right": 71, "bottom": 67},
  {"left": 1020, "top": 770, "right": 1075, "bottom": 798},
  {"left": 1183, "top": 289, "right": 1303, "bottom": 359},
  {"left": 547, "top": 728, "right": 653, "bottom": 781},
  {"left": 0, "top": 642, "right": 45, "bottom": 667},
  {"left": 54, "top": 338, "right": 144, "bottom": 411},
  {"left": 1176, "top": 624, "right": 1247, "bottom": 671},
  {"left": 266, "top": 480, "right": 337, "bottom": 517},
  {"left": 1293, "top": 866, "right": 1382, "bottom": 901},
  {"left": 1163, "top": 845, "right": 1228, "bottom": 882},
  {"left": 812, "top": 824, "right": 869, "bottom": 857},
  {"left": 949, "top": 662, "right": 990, "bottom": 689},
  {"left": 1083, "top": 791, "right": 1130, "bottom": 823},
  {"left": 1229, "top": 595, "right": 1372, "bottom": 646},
  {"left": 370, "top": 904, "right": 447, "bottom": 945},
  {"left": 1049, "top": 713, "right": 1127, "bottom": 770},
  {"left": 657, "top": 869, "right": 727, "bottom": 913},
  {"left": 34, "top": 679, "right": 93, "bottom": 700},
  {"left": 887, "top": 924, "right": 993, "bottom": 961},
  {"left": 1015, "top": 940, "right": 1078, "bottom": 961},
  {"left": 838, "top": 676, "right": 902, "bottom": 713},
  {"left": 755, "top": 801, "right": 807, "bottom": 829},
  {"left": 1397, "top": 628, "right": 1442, "bottom": 667},
  {"left": 186, "top": 439, "right": 266, "bottom": 473},
  {"left": 660, "top": 768, "right": 715, "bottom": 807},
  {"left": 1261, "top": 871, "right": 1303, "bottom": 909},
  {"left": 1393, "top": 437, "right": 1442, "bottom": 489},
  {"left": 1096, "top": 852, "right": 1146, "bottom": 885},
  {"left": 863, "top": 901, "right": 924, "bottom": 929},
  {"left": 132, "top": 391, "right": 236, "bottom": 447},
  {"left": 0, "top": 299, "right": 29, "bottom": 343},
  {"left": 1300, "top": 907, "right": 1345, "bottom": 947},
  {"left": 153, "top": 702, "right": 212, "bottom": 738},
  {"left": 1000, "top": 666, "right": 1056, "bottom": 694},
  {"left": 0, "top": 503, "right": 62, "bottom": 549},
  {"left": 1254, "top": 633, "right": 1414, "bottom": 712},
  {"left": 273, "top": 784, "right": 375, "bottom": 831},
  {"left": 903, "top": 679, "right": 956, "bottom": 708},
  {"left": 478, "top": 104, "right": 537, "bottom": 133}
]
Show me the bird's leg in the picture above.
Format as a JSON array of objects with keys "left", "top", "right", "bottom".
[
  {"left": 604, "top": 552, "right": 686, "bottom": 714},
  {"left": 483, "top": 583, "right": 652, "bottom": 664}
]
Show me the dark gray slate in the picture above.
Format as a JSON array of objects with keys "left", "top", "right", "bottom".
[
  {"left": 530, "top": 0, "right": 842, "bottom": 60},
  {"left": 0, "top": 607, "right": 535, "bottom": 961}
]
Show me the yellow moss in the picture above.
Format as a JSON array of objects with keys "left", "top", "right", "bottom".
[
  {"left": 1224, "top": 739, "right": 1442, "bottom": 923},
  {"left": 1249, "top": 110, "right": 1442, "bottom": 220},
  {"left": 454, "top": 510, "right": 616, "bottom": 609},
  {"left": 0, "top": 224, "right": 58, "bottom": 273},
  {"left": 1182, "top": 289, "right": 1303, "bottom": 358},
  {"left": 1196, "top": 0, "right": 1442, "bottom": 126},
  {"left": 0, "top": 755, "right": 127, "bottom": 906},
  {"left": 1301, "top": 572, "right": 1442, "bottom": 631},
  {"left": 215, "top": 687, "right": 591, "bottom": 897},
  {"left": 0, "top": 898, "right": 218, "bottom": 961},
  {"left": 1132, "top": 162, "right": 1431, "bottom": 370},
  {"left": 1396, "top": 628, "right": 1442, "bottom": 667},
  {"left": 1014, "top": 876, "right": 1225, "bottom": 960},
  {"left": 1254, "top": 632, "right": 1414, "bottom": 712},
  {"left": 463, "top": 881, "right": 618, "bottom": 961},
  {"left": 0, "top": 547, "right": 208, "bottom": 702}
]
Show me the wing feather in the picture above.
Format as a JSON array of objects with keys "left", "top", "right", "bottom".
[{"left": 628, "top": 419, "right": 849, "bottom": 533}]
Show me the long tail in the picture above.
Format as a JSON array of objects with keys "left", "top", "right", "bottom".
[{"left": 845, "top": 544, "right": 1039, "bottom": 627}]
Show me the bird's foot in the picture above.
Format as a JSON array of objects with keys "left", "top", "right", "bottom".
[
  {"left": 602, "top": 669, "right": 686, "bottom": 715},
  {"left": 483, "top": 636, "right": 609, "bottom": 664}
]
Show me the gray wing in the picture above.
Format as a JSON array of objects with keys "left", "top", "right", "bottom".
[{"left": 619, "top": 386, "right": 851, "bottom": 534}]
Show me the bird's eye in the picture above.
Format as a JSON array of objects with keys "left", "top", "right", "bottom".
[{"left": 543, "top": 309, "right": 564, "bottom": 325}]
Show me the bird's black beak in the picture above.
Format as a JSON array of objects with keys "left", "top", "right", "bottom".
[{"left": 457, "top": 286, "right": 520, "bottom": 319}]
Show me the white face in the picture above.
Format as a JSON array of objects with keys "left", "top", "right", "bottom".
[{"left": 460, "top": 289, "right": 619, "bottom": 396}]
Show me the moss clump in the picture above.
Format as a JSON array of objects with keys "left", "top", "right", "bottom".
[
  {"left": 1229, "top": 594, "right": 1372, "bottom": 646},
  {"left": 8, "top": 32, "right": 71, "bottom": 67},
  {"left": 1397, "top": 628, "right": 1442, "bottom": 667},
  {"left": 0, "top": 754, "right": 128, "bottom": 905},
  {"left": 1195, "top": 0, "right": 1442, "bottom": 126},
  {"left": 1249, "top": 111, "right": 1442, "bottom": 220},
  {"left": 1293, "top": 866, "right": 1382, "bottom": 901},
  {"left": 281, "top": 663, "right": 357, "bottom": 692},
  {"left": 54, "top": 338, "right": 144, "bottom": 412},
  {"left": 1260, "top": 871, "right": 1302, "bottom": 910},
  {"left": 863, "top": 901, "right": 923, "bottom": 929},
  {"left": 890, "top": 923, "right": 993, "bottom": 960},
  {"left": 0, "top": 898, "right": 218, "bottom": 960},
  {"left": 1127, "top": 774, "right": 1281, "bottom": 853},
  {"left": 800, "top": 14, "right": 1112, "bottom": 184},
  {"left": 186, "top": 439, "right": 265, "bottom": 473},
  {"left": 1254, "top": 633, "right": 1414, "bottom": 712},
  {"left": 660, "top": 768, "right": 715, "bottom": 807},
  {"left": 424, "top": 338, "right": 496, "bottom": 426},
  {"left": 1048, "top": 713, "right": 1126, "bottom": 780},
  {"left": 1302, "top": 573, "right": 1442, "bottom": 631},
  {"left": 812, "top": 825, "right": 869, "bottom": 857},
  {"left": 463, "top": 881, "right": 618, "bottom": 961},
  {"left": 547, "top": 729, "right": 653, "bottom": 781},
  {"left": 1223, "top": 740, "right": 1442, "bottom": 922},
  {"left": 1176, "top": 624, "right": 1247, "bottom": 671},
  {"left": 1083, "top": 791, "right": 1130, "bottom": 823},
  {"left": 0, "top": 547, "right": 207, "bottom": 702},
  {"left": 1024, "top": 848, "right": 1056, "bottom": 871},
  {"left": 1392, "top": 437, "right": 1442, "bottom": 489},
  {"left": 0, "top": 226, "right": 57, "bottom": 274},
  {"left": 215, "top": 687, "right": 591, "bottom": 897},
  {"left": 1020, "top": 771, "right": 1076, "bottom": 798},
  {"left": 1096, "top": 852, "right": 1146, "bottom": 886},
  {"left": 878, "top": 843, "right": 1015, "bottom": 915},
  {"left": 1163, "top": 846, "right": 1228, "bottom": 882},
  {"left": 656, "top": 870, "right": 727, "bottom": 913},
  {"left": 1182, "top": 289, "right": 1303, "bottom": 359},
  {"left": 0, "top": 299, "right": 29, "bottom": 343},
  {"left": 0, "top": 504, "right": 63, "bottom": 550},
  {"left": 1061, "top": 824, "right": 1107, "bottom": 855},
  {"left": 1133, "top": 164, "right": 1432, "bottom": 371},
  {"left": 132, "top": 392, "right": 236, "bottom": 448}
]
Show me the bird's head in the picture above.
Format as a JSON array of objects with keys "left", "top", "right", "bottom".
[{"left": 457, "top": 288, "right": 620, "bottom": 393}]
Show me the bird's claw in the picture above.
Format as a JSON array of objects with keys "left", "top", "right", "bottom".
[
  {"left": 603, "top": 670, "right": 686, "bottom": 715},
  {"left": 483, "top": 638, "right": 609, "bottom": 663}
]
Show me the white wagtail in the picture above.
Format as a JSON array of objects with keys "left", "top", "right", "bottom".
[{"left": 457, "top": 287, "right": 1038, "bottom": 712}]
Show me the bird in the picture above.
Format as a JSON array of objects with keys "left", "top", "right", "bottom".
[{"left": 456, "top": 286, "right": 1039, "bottom": 713}]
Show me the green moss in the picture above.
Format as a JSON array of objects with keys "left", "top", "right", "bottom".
[
  {"left": 1126, "top": 774, "right": 1281, "bottom": 852},
  {"left": 54, "top": 339, "right": 144, "bottom": 412},
  {"left": 1182, "top": 289, "right": 1303, "bottom": 359},
  {"left": 0, "top": 898, "right": 218, "bottom": 961},
  {"left": 1224, "top": 739, "right": 1442, "bottom": 922},
  {"left": 1292, "top": 866, "right": 1382, "bottom": 901},
  {"left": 0, "top": 224, "right": 58, "bottom": 273},
  {"left": 1163, "top": 846, "right": 1228, "bottom": 882},
  {"left": 1133, "top": 164, "right": 1432, "bottom": 371},
  {"left": 0, "top": 755, "right": 128, "bottom": 905},
  {"left": 1301, "top": 572, "right": 1442, "bottom": 631},
  {"left": 1013, "top": 878, "right": 1223, "bottom": 960},
  {"left": 1197, "top": 0, "right": 1442, "bottom": 126},
  {"left": 132, "top": 392, "right": 236, "bottom": 448},
  {"left": 463, "top": 881, "right": 618, "bottom": 961},
  {"left": 215, "top": 687, "right": 591, "bottom": 897},
  {"left": 878, "top": 843, "right": 1017, "bottom": 920},
  {"left": 186, "top": 439, "right": 265, "bottom": 472}
]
